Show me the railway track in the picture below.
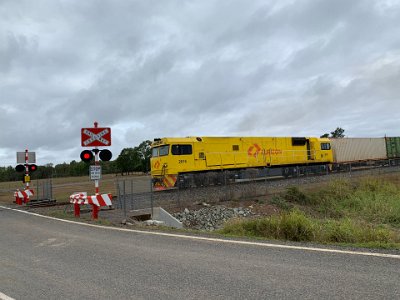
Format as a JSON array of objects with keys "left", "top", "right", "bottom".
[
  {"left": 11, "top": 163, "right": 400, "bottom": 211},
  {"left": 25, "top": 199, "right": 60, "bottom": 208},
  {"left": 147, "top": 163, "right": 400, "bottom": 209}
]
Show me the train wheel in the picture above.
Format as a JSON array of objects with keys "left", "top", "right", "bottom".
[
  {"left": 194, "top": 174, "right": 205, "bottom": 187},
  {"left": 283, "top": 168, "right": 290, "bottom": 178}
]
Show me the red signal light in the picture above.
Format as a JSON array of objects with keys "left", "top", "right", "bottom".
[
  {"left": 28, "top": 164, "right": 37, "bottom": 172},
  {"left": 80, "top": 150, "right": 94, "bottom": 162}
]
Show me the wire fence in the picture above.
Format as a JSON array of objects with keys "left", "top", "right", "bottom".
[
  {"left": 31, "top": 179, "right": 53, "bottom": 201},
  {"left": 114, "top": 159, "right": 400, "bottom": 217}
]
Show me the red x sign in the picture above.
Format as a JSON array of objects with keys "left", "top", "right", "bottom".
[{"left": 81, "top": 127, "right": 112, "bottom": 147}]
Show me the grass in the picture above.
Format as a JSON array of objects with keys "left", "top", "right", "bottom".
[
  {"left": 219, "top": 209, "right": 400, "bottom": 248},
  {"left": 309, "top": 178, "right": 400, "bottom": 226},
  {"left": 48, "top": 211, "right": 115, "bottom": 227},
  {"left": 219, "top": 176, "right": 400, "bottom": 249}
]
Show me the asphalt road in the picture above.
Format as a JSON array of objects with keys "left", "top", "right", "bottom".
[{"left": 1, "top": 207, "right": 399, "bottom": 300}]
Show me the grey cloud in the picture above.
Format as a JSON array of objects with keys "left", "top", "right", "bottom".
[{"left": 0, "top": 0, "right": 399, "bottom": 165}]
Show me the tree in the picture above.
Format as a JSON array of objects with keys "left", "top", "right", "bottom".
[
  {"left": 321, "top": 127, "right": 345, "bottom": 138},
  {"left": 69, "top": 160, "right": 90, "bottom": 177},
  {"left": 330, "top": 127, "right": 345, "bottom": 138},
  {"left": 115, "top": 147, "right": 143, "bottom": 175},
  {"left": 136, "top": 140, "right": 152, "bottom": 172},
  {"left": 116, "top": 148, "right": 135, "bottom": 175},
  {"left": 115, "top": 140, "right": 153, "bottom": 175},
  {"left": 54, "top": 163, "right": 70, "bottom": 177}
]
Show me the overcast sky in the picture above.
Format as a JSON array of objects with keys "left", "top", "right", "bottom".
[{"left": 1, "top": 0, "right": 399, "bottom": 166}]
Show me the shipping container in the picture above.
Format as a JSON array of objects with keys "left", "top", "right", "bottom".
[
  {"left": 329, "top": 138, "right": 387, "bottom": 163},
  {"left": 385, "top": 137, "right": 400, "bottom": 158}
]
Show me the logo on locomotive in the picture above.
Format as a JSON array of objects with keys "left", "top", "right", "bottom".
[
  {"left": 153, "top": 160, "right": 161, "bottom": 169},
  {"left": 247, "top": 144, "right": 261, "bottom": 157},
  {"left": 247, "top": 144, "right": 283, "bottom": 157}
]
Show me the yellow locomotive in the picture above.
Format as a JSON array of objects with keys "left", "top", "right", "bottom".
[{"left": 150, "top": 136, "right": 333, "bottom": 189}]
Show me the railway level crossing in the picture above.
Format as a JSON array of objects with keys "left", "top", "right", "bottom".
[
  {"left": 14, "top": 149, "right": 37, "bottom": 204},
  {"left": 13, "top": 150, "right": 55, "bottom": 205},
  {"left": 71, "top": 121, "right": 113, "bottom": 219}
]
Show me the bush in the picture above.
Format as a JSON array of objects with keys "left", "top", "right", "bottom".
[
  {"left": 220, "top": 176, "right": 400, "bottom": 248},
  {"left": 270, "top": 195, "right": 293, "bottom": 211},
  {"left": 279, "top": 210, "right": 314, "bottom": 241},
  {"left": 220, "top": 210, "right": 399, "bottom": 247},
  {"left": 289, "top": 178, "right": 400, "bottom": 226},
  {"left": 221, "top": 209, "right": 314, "bottom": 242},
  {"left": 320, "top": 219, "right": 395, "bottom": 244},
  {"left": 283, "top": 186, "right": 311, "bottom": 205}
]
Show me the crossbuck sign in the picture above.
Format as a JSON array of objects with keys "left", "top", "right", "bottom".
[{"left": 81, "top": 127, "right": 112, "bottom": 147}]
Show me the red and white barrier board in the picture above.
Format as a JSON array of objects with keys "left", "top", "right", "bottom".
[
  {"left": 86, "top": 194, "right": 112, "bottom": 206},
  {"left": 69, "top": 192, "right": 87, "bottom": 205},
  {"left": 70, "top": 192, "right": 112, "bottom": 207},
  {"left": 14, "top": 189, "right": 34, "bottom": 204},
  {"left": 14, "top": 189, "right": 34, "bottom": 199}
]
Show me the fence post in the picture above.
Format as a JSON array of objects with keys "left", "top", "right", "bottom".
[
  {"left": 130, "top": 180, "right": 134, "bottom": 210},
  {"left": 226, "top": 172, "right": 230, "bottom": 201},
  {"left": 150, "top": 178, "right": 154, "bottom": 217},
  {"left": 38, "top": 182, "right": 47, "bottom": 199},
  {"left": 50, "top": 179, "right": 53, "bottom": 200},
  {"left": 116, "top": 179, "right": 122, "bottom": 209},
  {"left": 123, "top": 180, "right": 127, "bottom": 219},
  {"left": 36, "top": 179, "right": 39, "bottom": 201},
  {"left": 115, "top": 179, "right": 118, "bottom": 208},
  {"left": 174, "top": 179, "right": 181, "bottom": 209}
]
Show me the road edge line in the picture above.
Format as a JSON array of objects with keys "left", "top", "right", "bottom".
[
  {"left": 2, "top": 205, "right": 399, "bottom": 259},
  {"left": 0, "top": 291, "right": 16, "bottom": 300}
]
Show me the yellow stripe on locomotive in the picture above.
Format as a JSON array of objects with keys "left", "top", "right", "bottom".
[{"left": 150, "top": 136, "right": 333, "bottom": 189}]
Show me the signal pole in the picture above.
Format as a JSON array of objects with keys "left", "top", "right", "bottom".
[
  {"left": 94, "top": 121, "right": 100, "bottom": 196},
  {"left": 93, "top": 121, "right": 100, "bottom": 219},
  {"left": 24, "top": 149, "right": 30, "bottom": 202}
]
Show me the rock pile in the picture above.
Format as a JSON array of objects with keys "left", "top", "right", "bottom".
[{"left": 173, "top": 205, "right": 253, "bottom": 231}]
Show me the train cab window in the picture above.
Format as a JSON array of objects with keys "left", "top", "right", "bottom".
[
  {"left": 152, "top": 145, "right": 169, "bottom": 157},
  {"left": 321, "top": 143, "right": 331, "bottom": 150},
  {"left": 292, "top": 137, "right": 307, "bottom": 146},
  {"left": 232, "top": 145, "right": 239, "bottom": 151},
  {"left": 159, "top": 145, "right": 169, "bottom": 156},
  {"left": 171, "top": 144, "right": 192, "bottom": 155}
]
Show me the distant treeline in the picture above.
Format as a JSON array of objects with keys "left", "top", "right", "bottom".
[{"left": 0, "top": 141, "right": 152, "bottom": 182}]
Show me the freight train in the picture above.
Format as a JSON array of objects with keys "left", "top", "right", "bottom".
[{"left": 150, "top": 136, "right": 400, "bottom": 190}]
